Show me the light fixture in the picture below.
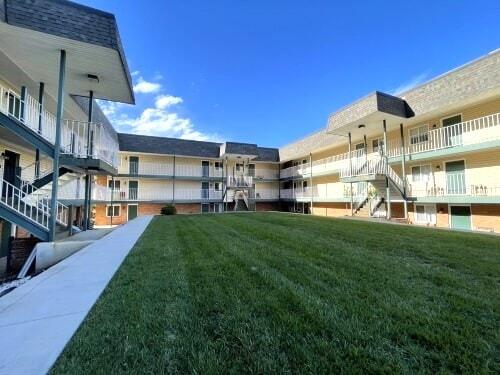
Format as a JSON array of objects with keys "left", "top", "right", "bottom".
[
  {"left": 87, "top": 74, "right": 100, "bottom": 83},
  {"left": 358, "top": 124, "right": 366, "bottom": 129}
]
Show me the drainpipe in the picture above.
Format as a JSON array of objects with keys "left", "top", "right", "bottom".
[
  {"left": 348, "top": 132, "right": 353, "bottom": 216},
  {"left": 35, "top": 83, "right": 44, "bottom": 179},
  {"left": 83, "top": 90, "right": 93, "bottom": 231},
  {"left": 364, "top": 134, "right": 368, "bottom": 199},
  {"left": 400, "top": 123, "right": 408, "bottom": 220},
  {"left": 49, "top": 50, "right": 66, "bottom": 242},
  {"left": 309, "top": 152, "right": 313, "bottom": 215},
  {"left": 383, "top": 119, "right": 391, "bottom": 219},
  {"left": 110, "top": 176, "right": 114, "bottom": 227}
]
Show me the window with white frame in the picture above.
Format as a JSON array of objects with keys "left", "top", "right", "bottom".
[
  {"left": 108, "top": 180, "right": 121, "bottom": 190},
  {"left": 106, "top": 205, "right": 121, "bottom": 217},
  {"left": 411, "top": 164, "right": 431, "bottom": 182},
  {"left": 414, "top": 204, "right": 436, "bottom": 225},
  {"left": 409, "top": 125, "right": 429, "bottom": 145},
  {"left": 214, "top": 182, "right": 222, "bottom": 191}
]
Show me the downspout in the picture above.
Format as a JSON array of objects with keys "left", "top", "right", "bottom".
[
  {"left": 348, "top": 132, "right": 353, "bottom": 216},
  {"left": 110, "top": 176, "right": 114, "bottom": 227},
  {"left": 49, "top": 50, "right": 66, "bottom": 242},
  {"left": 400, "top": 123, "right": 408, "bottom": 220},
  {"left": 364, "top": 134, "right": 368, "bottom": 200}
]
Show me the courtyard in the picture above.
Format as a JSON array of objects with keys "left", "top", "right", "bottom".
[{"left": 52, "top": 213, "right": 500, "bottom": 373}]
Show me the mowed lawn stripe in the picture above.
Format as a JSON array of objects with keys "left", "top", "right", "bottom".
[{"left": 52, "top": 213, "right": 500, "bottom": 374}]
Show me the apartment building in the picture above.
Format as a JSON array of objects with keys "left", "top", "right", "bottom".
[
  {"left": 280, "top": 50, "right": 500, "bottom": 232},
  {"left": 91, "top": 134, "right": 280, "bottom": 226},
  {"left": 0, "top": 1, "right": 498, "bottom": 276},
  {"left": 0, "top": 0, "right": 134, "bottom": 273}
]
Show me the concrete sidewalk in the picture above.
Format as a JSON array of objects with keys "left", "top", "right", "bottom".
[{"left": 0, "top": 215, "right": 153, "bottom": 375}]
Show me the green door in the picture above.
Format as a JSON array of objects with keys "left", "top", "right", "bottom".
[
  {"left": 442, "top": 114, "right": 462, "bottom": 146},
  {"left": 128, "top": 205, "right": 138, "bottom": 221},
  {"left": 129, "top": 181, "right": 138, "bottom": 200},
  {"left": 450, "top": 206, "right": 471, "bottom": 230},
  {"left": 445, "top": 160, "right": 466, "bottom": 194}
]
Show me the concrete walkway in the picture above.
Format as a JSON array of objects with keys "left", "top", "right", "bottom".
[{"left": 0, "top": 215, "right": 153, "bottom": 375}]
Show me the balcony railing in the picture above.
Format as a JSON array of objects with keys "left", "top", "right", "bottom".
[
  {"left": 91, "top": 187, "right": 223, "bottom": 201},
  {"left": 227, "top": 176, "right": 253, "bottom": 187},
  {"left": 0, "top": 82, "right": 119, "bottom": 168},
  {"left": 255, "top": 189, "right": 279, "bottom": 200},
  {"left": 125, "top": 161, "right": 174, "bottom": 176}
]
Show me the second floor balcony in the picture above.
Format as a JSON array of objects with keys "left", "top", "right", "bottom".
[{"left": 280, "top": 113, "right": 500, "bottom": 180}]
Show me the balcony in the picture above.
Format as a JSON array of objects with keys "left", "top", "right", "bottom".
[
  {"left": 279, "top": 113, "right": 500, "bottom": 180},
  {"left": 385, "top": 113, "right": 500, "bottom": 158},
  {"left": 175, "top": 164, "right": 223, "bottom": 178},
  {"left": 227, "top": 176, "right": 253, "bottom": 188},
  {"left": 0, "top": 82, "right": 119, "bottom": 168},
  {"left": 125, "top": 161, "right": 174, "bottom": 176},
  {"left": 254, "top": 189, "right": 279, "bottom": 200},
  {"left": 91, "top": 186, "right": 223, "bottom": 202},
  {"left": 251, "top": 169, "right": 280, "bottom": 180}
]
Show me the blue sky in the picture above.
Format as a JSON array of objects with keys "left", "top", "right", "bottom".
[{"left": 80, "top": 0, "right": 499, "bottom": 147}]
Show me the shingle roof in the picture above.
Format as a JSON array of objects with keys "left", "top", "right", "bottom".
[
  {"left": 2, "top": 0, "right": 134, "bottom": 103},
  {"left": 117, "top": 133, "right": 280, "bottom": 161},
  {"left": 222, "top": 142, "right": 259, "bottom": 156},
  {"left": 118, "top": 133, "right": 222, "bottom": 158}
]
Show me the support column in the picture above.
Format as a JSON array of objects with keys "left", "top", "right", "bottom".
[
  {"left": 348, "top": 132, "right": 353, "bottom": 216},
  {"left": 309, "top": 153, "right": 313, "bottom": 215},
  {"left": 383, "top": 119, "right": 391, "bottom": 219},
  {"left": 20, "top": 86, "right": 27, "bottom": 123},
  {"left": 363, "top": 134, "right": 368, "bottom": 197},
  {"left": 400, "top": 123, "right": 408, "bottom": 220},
  {"left": 83, "top": 91, "right": 94, "bottom": 231},
  {"left": 35, "top": 83, "right": 45, "bottom": 179},
  {"left": 49, "top": 50, "right": 66, "bottom": 241},
  {"left": 110, "top": 176, "right": 114, "bottom": 227},
  {"left": 172, "top": 155, "right": 176, "bottom": 203}
]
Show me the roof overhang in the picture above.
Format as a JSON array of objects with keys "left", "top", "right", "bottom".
[
  {"left": 0, "top": 22, "right": 134, "bottom": 104},
  {"left": 326, "top": 91, "right": 412, "bottom": 136}
]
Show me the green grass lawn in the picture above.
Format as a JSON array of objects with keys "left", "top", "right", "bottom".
[{"left": 52, "top": 213, "right": 500, "bottom": 374}]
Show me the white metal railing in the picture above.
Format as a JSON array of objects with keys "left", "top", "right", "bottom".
[
  {"left": 0, "top": 82, "right": 119, "bottom": 168},
  {"left": 255, "top": 189, "right": 279, "bottom": 200},
  {"left": 227, "top": 175, "right": 253, "bottom": 187},
  {"left": 0, "top": 179, "right": 51, "bottom": 229},
  {"left": 386, "top": 113, "right": 500, "bottom": 157},
  {"left": 126, "top": 161, "right": 174, "bottom": 176},
  {"left": 340, "top": 155, "right": 405, "bottom": 194},
  {"left": 253, "top": 169, "right": 279, "bottom": 180},
  {"left": 92, "top": 187, "right": 223, "bottom": 201}
]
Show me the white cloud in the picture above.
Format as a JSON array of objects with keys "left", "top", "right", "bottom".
[
  {"left": 390, "top": 72, "right": 429, "bottom": 95},
  {"left": 155, "top": 95, "right": 183, "bottom": 109},
  {"left": 133, "top": 77, "right": 162, "bottom": 94}
]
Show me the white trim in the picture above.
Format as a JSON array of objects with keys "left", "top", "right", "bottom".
[
  {"left": 106, "top": 204, "right": 121, "bottom": 217},
  {"left": 413, "top": 203, "right": 437, "bottom": 225},
  {"left": 443, "top": 158, "right": 467, "bottom": 194}
]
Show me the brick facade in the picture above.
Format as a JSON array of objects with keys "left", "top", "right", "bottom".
[{"left": 471, "top": 204, "right": 500, "bottom": 232}]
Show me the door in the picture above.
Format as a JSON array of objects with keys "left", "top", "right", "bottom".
[
  {"left": 201, "top": 181, "right": 209, "bottom": 199},
  {"left": 129, "top": 156, "right": 139, "bottom": 175},
  {"left": 2, "top": 150, "right": 20, "bottom": 198},
  {"left": 442, "top": 114, "right": 462, "bottom": 146},
  {"left": 248, "top": 164, "right": 255, "bottom": 177},
  {"left": 450, "top": 206, "right": 471, "bottom": 230},
  {"left": 445, "top": 160, "right": 465, "bottom": 194},
  {"left": 127, "top": 205, "right": 138, "bottom": 221},
  {"left": 202, "top": 161, "right": 209, "bottom": 177},
  {"left": 128, "top": 181, "right": 138, "bottom": 200}
]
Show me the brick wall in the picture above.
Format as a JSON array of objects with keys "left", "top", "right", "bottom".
[
  {"left": 472, "top": 204, "right": 500, "bottom": 232},
  {"left": 175, "top": 203, "right": 201, "bottom": 214},
  {"left": 311, "top": 203, "right": 350, "bottom": 217},
  {"left": 94, "top": 203, "right": 127, "bottom": 226}
]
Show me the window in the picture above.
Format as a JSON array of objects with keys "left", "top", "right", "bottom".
[
  {"left": 414, "top": 204, "right": 436, "bottom": 225},
  {"left": 372, "top": 138, "right": 385, "bottom": 153},
  {"left": 236, "top": 163, "right": 243, "bottom": 172},
  {"left": 411, "top": 165, "right": 431, "bottom": 182},
  {"left": 201, "top": 203, "right": 210, "bottom": 213},
  {"left": 355, "top": 142, "right": 365, "bottom": 150},
  {"left": 108, "top": 180, "right": 121, "bottom": 190},
  {"left": 214, "top": 182, "right": 222, "bottom": 191},
  {"left": 106, "top": 205, "right": 121, "bottom": 217},
  {"left": 214, "top": 162, "right": 222, "bottom": 170},
  {"left": 409, "top": 125, "right": 429, "bottom": 145},
  {"left": 442, "top": 114, "right": 462, "bottom": 127}
]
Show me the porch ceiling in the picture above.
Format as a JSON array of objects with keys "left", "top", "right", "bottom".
[{"left": 0, "top": 22, "right": 134, "bottom": 104}]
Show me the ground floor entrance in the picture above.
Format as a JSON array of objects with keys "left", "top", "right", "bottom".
[
  {"left": 450, "top": 205, "right": 472, "bottom": 230},
  {"left": 127, "top": 204, "right": 138, "bottom": 221}
]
